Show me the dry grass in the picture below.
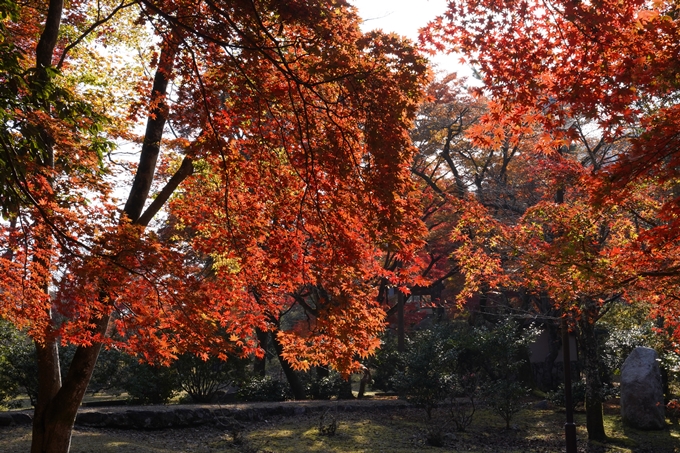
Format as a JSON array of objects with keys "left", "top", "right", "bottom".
[{"left": 1, "top": 404, "right": 678, "bottom": 452}]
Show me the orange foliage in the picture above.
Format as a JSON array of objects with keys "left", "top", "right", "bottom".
[
  {"left": 0, "top": 0, "right": 429, "bottom": 375},
  {"left": 425, "top": 0, "right": 680, "bottom": 342}
]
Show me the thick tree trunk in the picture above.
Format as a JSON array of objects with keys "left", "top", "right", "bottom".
[
  {"left": 29, "top": 4, "right": 180, "bottom": 449},
  {"left": 31, "top": 338, "right": 62, "bottom": 453},
  {"left": 31, "top": 316, "right": 109, "bottom": 453},
  {"left": 578, "top": 307, "right": 607, "bottom": 441},
  {"left": 271, "top": 332, "right": 306, "bottom": 400}
]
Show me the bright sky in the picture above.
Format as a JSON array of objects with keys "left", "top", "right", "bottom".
[{"left": 350, "top": 0, "right": 471, "bottom": 78}]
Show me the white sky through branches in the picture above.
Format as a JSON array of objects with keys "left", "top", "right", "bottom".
[{"left": 350, "top": 0, "right": 472, "bottom": 79}]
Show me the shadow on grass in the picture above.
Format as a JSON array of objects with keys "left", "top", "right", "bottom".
[
  {"left": 1, "top": 405, "right": 679, "bottom": 453},
  {"left": 582, "top": 411, "right": 679, "bottom": 453}
]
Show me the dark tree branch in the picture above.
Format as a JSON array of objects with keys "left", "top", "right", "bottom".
[
  {"left": 36, "top": 0, "right": 63, "bottom": 71},
  {"left": 124, "top": 33, "right": 179, "bottom": 223},
  {"left": 137, "top": 156, "right": 194, "bottom": 227}
]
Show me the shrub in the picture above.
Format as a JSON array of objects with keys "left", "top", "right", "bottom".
[
  {"left": 546, "top": 380, "right": 587, "bottom": 411},
  {"left": 393, "top": 324, "right": 456, "bottom": 419},
  {"left": 445, "top": 372, "right": 479, "bottom": 432},
  {"left": 238, "top": 376, "right": 292, "bottom": 402},
  {"left": 483, "top": 379, "right": 529, "bottom": 429},
  {"left": 368, "top": 331, "right": 403, "bottom": 393},
  {"left": 87, "top": 347, "right": 128, "bottom": 395},
  {"left": 119, "top": 357, "right": 179, "bottom": 404},
  {"left": 306, "top": 371, "right": 346, "bottom": 400},
  {"left": 392, "top": 317, "right": 536, "bottom": 428},
  {"left": 0, "top": 321, "right": 38, "bottom": 407},
  {"left": 475, "top": 318, "right": 537, "bottom": 429},
  {"left": 175, "top": 353, "right": 249, "bottom": 403}
]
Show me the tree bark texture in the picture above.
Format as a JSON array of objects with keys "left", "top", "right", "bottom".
[
  {"left": 272, "top": 332, "right": 307, "bottom": 400},
  {"left": 31, "top": 316, "right": 109, "bottom": 453},
  {"left": 578, "top": 304, "right": 607, "bottom": 441}
]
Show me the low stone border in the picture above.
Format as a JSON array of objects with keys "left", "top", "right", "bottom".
[
  {"left": 0, "top": 412, "right": 32, "bottom": 426},
  {"left": 2, "top": 399, "right": 408, "bottom": 430}
]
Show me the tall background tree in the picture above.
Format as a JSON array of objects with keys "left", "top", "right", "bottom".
[{"left": 425, "top": 0, "right": 680, "bottom": 440}]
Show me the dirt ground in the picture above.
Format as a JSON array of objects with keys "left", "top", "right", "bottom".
[{"left": 1, "top": 398, "right": 678, "bottom": 452}]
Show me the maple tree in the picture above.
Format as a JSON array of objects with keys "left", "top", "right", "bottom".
[
  {"left": 384, "top": 74, "right": 538, "bottom": 351},
  {"left": 408, "top": 76, "right": 574, "bottom": 396},
  {"left": 438, "top": 102, "right": 669, "bottom": 440},
  {"left": 406, "top": 75, "right": 542, "bottom": 310},
  {"left": 0, "top": 0, "right": 429, "bottom": 451},
  {"left": 425, "top": 0, "right": 680, "bottom": 441}
]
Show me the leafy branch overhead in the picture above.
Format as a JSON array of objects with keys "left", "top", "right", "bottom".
[{"left": 0, "top": 1, "right": 429, "bottom": 451}]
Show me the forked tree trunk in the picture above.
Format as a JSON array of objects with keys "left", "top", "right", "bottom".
[
  {"left": 578, "top": 305, "right": 607, "bottom": 441},
  {"left": 29, "top": 2, "right": 180, "bottom": 449},
  {"left": 31, "top": 317, "right": 109, "bottom": 453}
]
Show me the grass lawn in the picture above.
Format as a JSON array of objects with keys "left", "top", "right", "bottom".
[{"left": 1, "top": 402, "right": 678, "bottom": 452}]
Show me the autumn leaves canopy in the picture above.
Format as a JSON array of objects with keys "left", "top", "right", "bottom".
[
  {"left": 0, "top": 0, "right": 428, "bottom": 373},
  {"left": 422, "top": 0, "right": 680, "bottom": 330},
  {"left": 2, "top": 0, "right": 680, "bottom": 377}
]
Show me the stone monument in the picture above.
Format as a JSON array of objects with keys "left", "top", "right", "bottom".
[{"left": 620, "top": 347, "right": 665, "bottom": 430}]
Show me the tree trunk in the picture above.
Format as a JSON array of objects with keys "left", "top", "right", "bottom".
[
  {"left": 578, "top": 306, "right": 607, "bottom": 441},
  {"left": 29, "top": 4, "right": 179, "bottom": 449},
  {"left": 271, "top": 332, "right": 306, "bottom": 400},
  {"left": 397, "top": 291, "right": 405, "bottom": 353},
  {"left": 358, "top": 367, "right": 371, "bottom": 399},
  {"left": 31, "top": 316, "right": 109, "bottom": 453},
  {"left": 254, "top": 329, "right": 269, "bottom": 377},
  {"left": 31, "top": 338, "right": 62, "bottom": 453}
]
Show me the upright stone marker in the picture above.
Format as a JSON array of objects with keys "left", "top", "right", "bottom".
[{"left": 620, "top": 347, "right": 665, "bottom": 430}]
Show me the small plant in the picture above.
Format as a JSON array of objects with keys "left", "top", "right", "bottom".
[
  {"left": 425, "top": 425, "right": 446, "bottom": 447},
  {"left": 667, "top": 399, "right": 680, "bottom": 423},
  {"left": 318, "top": 408, "right": 338, "bottom": 436},
  {"left": 216, "top": 416, "right": 246, "bottom": 445},
  {"left": 447, "top": 393, "right": 476, "bottom": 432},
  {"left": 546, "top": 380, "right": 587, "bottom": 411},
  {"left": 446, "top": 372, "right": 479, "bottom": 432},
  {"left": 484, "top": 380, "right": 528, "bottom": 429}
]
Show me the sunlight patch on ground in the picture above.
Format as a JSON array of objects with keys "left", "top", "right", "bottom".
[{"left": 2, "top": 407, "right": 679, "bottom": 452}]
